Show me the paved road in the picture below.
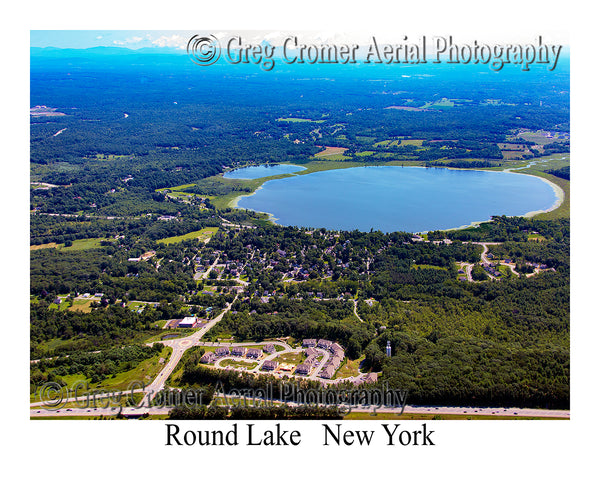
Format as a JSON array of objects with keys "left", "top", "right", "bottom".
[
  {"left": 459, "top": 242, "right": 502, "bottom": 282},
  {"left": 30, "top": 403, "right": 570, "bottom": 419},
  {"left": 352, "top": 299, "right": 364, "bottom": 323},
  {"left": 194, "top": 255, "right": 220, "bottom": 281},
  {"left": 137, "top": 293, "right": 238, "bottom": 407}
]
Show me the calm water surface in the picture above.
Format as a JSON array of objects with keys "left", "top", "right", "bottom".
[
  {"left": 224, "top": 164, "right": 306, "bottom": 179},
  {"left": 234, "top": 166, "right": 558, "bottom": 232}
]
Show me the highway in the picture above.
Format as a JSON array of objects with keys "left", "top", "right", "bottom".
[
  {"left": 30, "top": 402, "right": 570, "bottom": 419},
  {"left": 30, "top": 286, "right": 571, "bottom": 420}
]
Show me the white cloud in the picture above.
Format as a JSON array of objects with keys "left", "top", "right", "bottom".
[
  {"left": 152, "top": 34, "right": 188, "bottom": 49},
  {"left": 112, "top": 36, "right": 145, "bottom": 47}
]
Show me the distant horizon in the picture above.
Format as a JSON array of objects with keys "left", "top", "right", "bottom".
[{"left": 30, "top": 30, "right": 570, "bottom": 51}]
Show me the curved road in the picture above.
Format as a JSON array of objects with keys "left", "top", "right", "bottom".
[{"left": 138, "top": 293, "right": 238, "bottom": 406}]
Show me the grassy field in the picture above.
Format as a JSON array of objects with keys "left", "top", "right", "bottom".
[
  {"left": 373, "top": 139, "right": 396, "bottom": 147},
  {"left": 276, "top": 117, "right": 325, "bottom": 123},
  {"left": 86, "top": 346, "right": 172, "bottom": 392},
  {"left": 422, "top": 98, "right": 455, "bottom": 108},
  {"left": 528, "top": 234, "right": 547, "bottom": 242},
  {"left": 314, "top": 146, "right": 348, "bottom": 157},
  {"left": 411, "top": 264, "right": 446, "bottom": 270},
  {"left": 95, "top": 154, "right": 130, "bottom": 161},
  {"left": 48, "top": 296, "right": 71, "bottom": 311},
  {"left": 274, "top": 352, "right": 305, "bottom": 365},
  {"left": 68, "top": 298, "right": 95, "bottom": 313},
  {"left": 156, "top": 183, "right": 197, "bottom": 192},
  {"left": 512, "top": 129, "right": 569, "bottom": 146},
  {"left": 157, "top": 227, "right": 219, "bottom": 245},
  {"left": 30, "top": 237, "right": 113, "bottom": 251},
  {"left": 400, "top": 139, "right": 424, "bottom": 146},
  {"left": 334, "top": 355, "right": 365, "bottom": 379},
  {"left": 501, "top": 150, "right": 531, "bottom": 160},
  {"left": 312, "top": 153, "right": 351, "bottom": 161},
  {"left": 219, "top": 359, "right": 259, "bottom": 369},
  {"left": 31, "top": 347, "right": 172, "bottom": 404},
  {"left": 30, "top": 242, "right": 61, "bottom": 250},
  {"left": 497, "top": 264, "right": 516, "bottom": 278},
  {"left": 64, "top": 238, "right": 113, "bottom": 251}
]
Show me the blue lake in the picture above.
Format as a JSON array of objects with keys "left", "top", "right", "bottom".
[
  {"left": 223, "top": 164, "right": 306, "bottom": 179},
  {"left": 234, "top": 166, "right": 559, "bottom": 232}
]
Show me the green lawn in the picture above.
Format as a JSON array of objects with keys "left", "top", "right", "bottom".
[
  {"left": 274, "top": 352, "right": 305, "bottom": 365},
  {"left": 334, "top": 355, "right": 365, "bottom": 379},
  {"left": 69, "top": 298, "right": 95, "bottom": 313},
  {"left": 497, "top": 264, "right": 516, "bottom": 278},
  {"left": 157, "top": 227, "right": 219, "bottom": 245},
  {"left": 219, "top": 359, "right": 259, "bottom": 369}
]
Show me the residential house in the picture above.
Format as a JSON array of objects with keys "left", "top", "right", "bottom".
[
  {"left": 320, "top": 364, "right": 336, "bottom": 379},
  {"left": 262, "top": 360, "right": 278, "bottom": 371},
  {"left": 246, "top": 348, "right": 262, "bottom": 359},
  {"left": 305, "top": 347, "right": 319, "bottom": 357},
  {"left": 232, "top": 346, "right": 246, "bottom": 357},
  {"left": 215, "top": 347, "right": 230, "bottom": 357},
  {"left": 295, "top": 363, "right": 311, "bottom": 375},
  {"left": 200, "top": 352, "right": 216, "bottom": 364}
]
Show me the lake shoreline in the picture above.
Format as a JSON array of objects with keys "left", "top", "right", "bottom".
[{"left": 228, "top": 161, "right": 567, "bottom": 233}]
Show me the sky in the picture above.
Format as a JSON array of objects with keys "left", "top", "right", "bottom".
[
  {"left": 30, "top": 30, "right": 195, "bottom": 49},
  {"left": 31, "top": 30, "right": 570, "bottom": 51}
]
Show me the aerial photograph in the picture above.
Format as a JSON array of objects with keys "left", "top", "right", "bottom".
[
  {"left": 28, "top": 28, "right": 571, "bottom": 424},
  {"left": 14, "top": 0, "right": 600, "bottom": 473}
]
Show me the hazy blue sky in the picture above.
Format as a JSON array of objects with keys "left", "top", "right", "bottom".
[
  {"left": 32, "top": 30, "right": 569, "bottom": 51},
  {"left": 30, "top": 31, "right": 197, "bottom": 49}
]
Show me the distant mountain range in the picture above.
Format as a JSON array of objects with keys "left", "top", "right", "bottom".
[{"left": 30, "top": 46, "right": 186, "bottom": 57}]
